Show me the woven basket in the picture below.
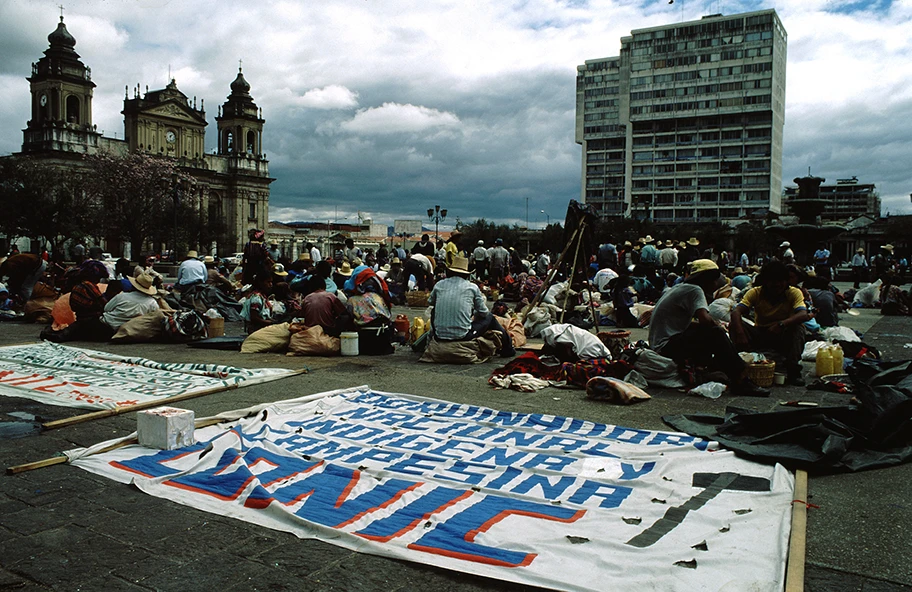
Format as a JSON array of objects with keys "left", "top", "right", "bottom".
[
  {"left": 746, "top": 360, "right": 776, "bottom": 387},
  {"left": 406, "top": 290, "right": 430, "bottom": 308},
  {"left": 597, "top": 330, "right": 631, "bottom": 359}
]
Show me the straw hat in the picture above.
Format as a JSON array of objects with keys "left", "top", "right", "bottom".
[
  {"left": 391, "top": 257, "right": 402, "bottom": 265},
  {"left": 664, "top": 240, "right": 674, "bottom": 247},
  {"left": 352, "top": 257, "right": 363, "bottom": 266},
  {"left": 623, "top": 240, "right": 632, "bottom": 247},
  {"left": 856, "top": 247, "right": 865, "bottom": 253},
  {"left": 447, "top": 255, "right": 471, "bottom": 276},
  {"left": 644, "top": 235, "right": 655, "bottom": 244},
  {"left": 272, "top": 263, "right": 288, "bottom": 277},
  {"left": 128, "top": 273, "right": 157, "bottom": 296},
  {"left": 380, "top": 263, "right": 391, "bottom": 272},
  {"left": 338, "top": 262, "right": 353, "bottom": 276},
  {"left": 185, "top": 250, "right": 199, "bottom": 259},
  {"left": 203, "top": 256, "right": 215, "bottom": 264},
  {"left": 780, "top": 241, "right": 791, "bottom": 248},
  {"left": 684, "top": 259, "right": 720, "bottom": 284},
  {"left": 882, "top": 244, "right": 895, "bottom": 252},
  {"left": 733, "top": 267, "right": 744, "bottom": 274},
  {"left": 687, "top": 237, "right": 700, "bottom": 246},
  {"left": 298, "top": 252, "right": 312, "bottom": 262}
]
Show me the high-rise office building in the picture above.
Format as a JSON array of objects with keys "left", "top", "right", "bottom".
[{"left": 575, "top": 9, "right": 787, "bottom": 223}]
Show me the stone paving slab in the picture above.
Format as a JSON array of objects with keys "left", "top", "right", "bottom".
[{"left": 0, "top": 306, "right": 910, "bottom": 590}]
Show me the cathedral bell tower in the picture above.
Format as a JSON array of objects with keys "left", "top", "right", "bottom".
[
  {"left": 23, "top": 16, "right": 100, "bottom": 154},
  {"left": 215, "top": 66, "right": 265, "bottom": 159}
]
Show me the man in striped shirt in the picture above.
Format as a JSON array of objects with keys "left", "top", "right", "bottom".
[{"left": 429, "top": 256, "right": 514, "bottom": 357}]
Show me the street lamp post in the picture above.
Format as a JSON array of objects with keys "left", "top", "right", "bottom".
[
  {"left": 427, "top": 205, "right": 447, "bottom": 243},
  {"left": 541, "top": 210, "right": 550, "bottom": 228}
]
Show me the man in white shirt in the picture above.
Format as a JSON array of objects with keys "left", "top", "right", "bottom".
[
  {"left": 430, "top": 256, "right": 514, "bottom": 357},
  {"left": 649, "top": 259, "right": 768, "bottom": 397},
  {"left": 472, "top": 240, "right": 488, "bottom": 280},
  {"left": 851, "top": 247, "right": 868, "bottom": 288},
  {"left": 308, "top": 242, "right": 322, "bottom": 263},
  {"left": 176, "top": 250, "right": 207, "bottom": 292},
  {"left": 102, "top": 273, "right": 160, "bottom": 330}
]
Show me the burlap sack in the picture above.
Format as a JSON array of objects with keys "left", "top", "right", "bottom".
[
  {"left": 419, "top": 331, "right": 502, "bottom": 364},
  {"left": 111, "top": 309, "right": 166, "bottom": 343},
  {"left": 240, "top": 322, "right": 292, "bottom": 353},
  {"left": 286, "top": 325, "right": 341, "bottom": 356}
]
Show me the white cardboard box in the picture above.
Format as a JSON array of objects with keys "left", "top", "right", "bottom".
[{"left": 137, "top": 407, "right": 195, "bottom": 450}]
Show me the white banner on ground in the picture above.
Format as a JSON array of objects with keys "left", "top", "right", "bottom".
[
  {"left": 71, "top": 387, "right": 794, "bottom": 592},
  {"left": 0, "top": 342, "right": 299, "bottom": 410}
]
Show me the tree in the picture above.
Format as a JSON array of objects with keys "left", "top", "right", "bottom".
[
  {"left": 82, "top": 152, "right": 193, "bottom": 260},
  {"left": 0, "top": 156, "right": 95, "bottom": 253}
]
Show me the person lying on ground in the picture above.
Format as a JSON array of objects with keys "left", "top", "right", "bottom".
[
  {"left": 730, "top": 260, "right": 810, "bottom": 386},
  {"left": 429, "top": 256, "right": 514, "bottom": 358},
  {"left": 649, "top": 259, "right": 769, "bottom": 396}
]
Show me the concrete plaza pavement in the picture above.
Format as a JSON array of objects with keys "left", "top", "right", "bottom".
[{"left": 0, "top": 303, "right": 911, "bottom": 591}]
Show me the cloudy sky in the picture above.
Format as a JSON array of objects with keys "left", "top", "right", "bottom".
[{"left": 1, "top": 0, "right": 911, "bottom": 231}]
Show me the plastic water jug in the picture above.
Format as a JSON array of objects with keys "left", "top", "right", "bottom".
[
  {"left": 815, "top": 345, "right": 833, "bottom": 377},
  {"left": 411, "top": 317, "right": 426, "bottom": 342},
  {"left": 831, "top": 344, "right": 844, "bottom": 373},
  {"left": 394, "top": 314, "right": 411, "bottom": 342}
]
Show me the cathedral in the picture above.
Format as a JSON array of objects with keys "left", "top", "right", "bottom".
[{"left": 18, "top": 16, "right": 273, "bottom": 255}]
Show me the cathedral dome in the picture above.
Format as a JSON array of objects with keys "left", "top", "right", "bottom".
[
  {"left": 230, "top": 69, "right": 251, "bottom": 94},
  {"left": 48, "top": 17, "right": 76, "bottom": 49}
]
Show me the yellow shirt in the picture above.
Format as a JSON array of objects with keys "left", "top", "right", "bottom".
[
  {"left": 445, "top": 241, "right": 459, "bottom": 267},
  {"left": 738, "top": 286, "right": 806, "bottom": 327}
]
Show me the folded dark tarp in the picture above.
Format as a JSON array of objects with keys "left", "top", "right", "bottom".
[
  {"left": 664, "top": 359, "right": 912, "bottom": 473},
  {"left": 174, "top": 285, "right": 243, "bottom": 322},
  {"left": 186, "top": 336, "right": 246, "bottom": 350}
]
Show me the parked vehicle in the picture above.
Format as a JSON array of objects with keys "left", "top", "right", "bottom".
[{"left": 225, "top": 252, "right": 244, "bottom": 266}]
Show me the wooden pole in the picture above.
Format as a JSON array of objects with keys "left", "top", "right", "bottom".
[
  {"left": 524, "top": 225, "right": 582, "bottom": 313},
  {"left": 41, "top": 369, "right": 307, "bottom": 431},
  {"left": 560, "top": 222, "right": 587, "bottom": 324},
  {"left": 785, "top": 470, "right": 809, "bottom": 592},
  {"left": 7, "top": 417, "right": 229, "bottom": 475}
]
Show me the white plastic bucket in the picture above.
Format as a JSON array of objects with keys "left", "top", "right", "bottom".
[{"left": 340, "top": 332, "right": 359, "bottom": 356}]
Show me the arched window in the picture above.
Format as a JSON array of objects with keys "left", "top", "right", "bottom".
[
  {"left": 225, "top": 131, "right": 234, "bottom": 153},
  {"left": 246, "top": 131, "right": 256, "bottom": 154},
  {"left": 66, "top": 95, "right": 80, "bottom": 124}
]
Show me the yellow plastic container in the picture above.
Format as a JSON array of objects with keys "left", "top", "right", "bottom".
[
  {"left": 411, "top": 317, "right": 426, "bottom": 342},
  {"left": 815, "top": 345, "right": 833, "bottom": 377},
  {"left": 831, "top": 344, "right": 844, "bottom": 374}
]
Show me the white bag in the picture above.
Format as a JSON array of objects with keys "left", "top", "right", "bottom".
[
  {"left": 522, "top": 306, "right": 552, "bottom": 338},
  {"left": 821, "top": 326, "right": 860, "bottom": 343},
  {"left": 708, "top": 298, "right": 737, "bottom": 323},
  {"left": 853, "top": 280, "right": 881, "bottom": 306},
  {"left": 540, "top": 324, "right": 610, "bottom": 360},
  {"left": 802, "top": 340, "right": 829, "bottom": 361}
]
